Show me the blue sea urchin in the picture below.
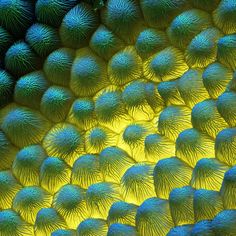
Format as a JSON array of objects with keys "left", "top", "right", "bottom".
[
  {"left": 5, "top": 41, "right": 40, "bottom": 77},
  {"left": 12, "top": 145, "right": 47, "bottom": 186},
  {"left": 191, "top": 158, "right": 228, "bottom": 191},
  {"left": 40, "top": 86, "right": 74, "bottom": 123},
  {"left": 77, "top": 218, "right": 108, "bottom": 236},
  {"left": 72, "top": 154, "right": 102, "bottom": 189},
  {"left": 13, "top": 186, "right": 52, "bottom": 224},
  {"left": 60, "top": 3, "right": 98, "bottom": 49},
  {"left": 121, "top": 163, "right": 156, "bottom": 205},
  {"left": 40, "top": 157, "right": 71, "bottom": 194},
  {"left": 1, "top": 106, "right": 50, "bottom": 148},
  {"left": 70, "top": 48, "right": 108, "bottom": 96},
  {"left": 154, "top": 157, "right": 192, "bottom": 199},
  {"left": 26, "top": 23, "right": 61, "bottom": 57},
  {"left": 14, "top": 71, "right": 49, "bottom": 109},
  {"left": 53, "top": 184, "right": 89, "bottom": 228},
  {"left": 0, "top": 0, "right": 34, "bottom": 37},
  {"left": 35, "top": 0, "right": 78, "bottom": 27},
  {"left": 43, "top": 48, "right": 75, "bottom": 86},
  {"left": 43, "top": 123, "right": 84, "bottom": 166},
  {"left": 136, "top": 198, "right": 174, "bottom": 236}
]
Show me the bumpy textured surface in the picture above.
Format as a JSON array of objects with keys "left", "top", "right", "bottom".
[{"left": 0, "top": 0, "right": 236, "bottom": 235}]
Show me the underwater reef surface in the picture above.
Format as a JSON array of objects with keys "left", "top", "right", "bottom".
[{"left": 0, "top": 0, "right": 236, "bottom": 235}]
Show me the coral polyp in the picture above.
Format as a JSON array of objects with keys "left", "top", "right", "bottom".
[
  {"left": 0, "top": 171, "right": 21, "bottom": 209},
  {"left": 217, "top": 34, "right": 236, "bottom": 70},
  {"left": 191, "top": 99, "right": 228, "bottom": 138},
  {"left": 158, "top": 105, "right": 192, "bottom": 141},
  {"left": 122, "top": 80, "right": 154, "bottom": 120},
  {"left": 145, "top": 133, "right": 175, "bottom": 162},
  {"left": 191, "top": 220, "right": 214, "bottom": 236},
  {"left": 191, "top": 158, "right": 229, "bottom": 191},
  {"left": 178, "top": 69, "right": 209, "bottom": 108},
  {"left": 107, "top": 201, "right": 137, "bottom": 226},
  {"left": 0, "top": 27, "right": 13, "bottom": 58},
  {"left": 215, "top": 128, "right": 236, "bottom": 166},
  {"left": 0, "top": 0, "right": 236, "bottom": 235},
  {"left": 213, "top": 0, "right": 236, "bottom": 34},
  {"left": 185, "top": 28, "right": 222, "bottom": 68},
  {"left": 176, "top": 128, "right": 215, "bottom": 167},
  {"left": 169, "top": 186, "right": 195, "bottom": 225},
  {"left": 202, "top": 62, "right": 232, "bottom": 99},
  {"left": 140, "top": 0, "right": 188, "bottom": 29},
  {"left": 217, "top": 91, "right": 236, "bottom": 127},
  {"left": 135, "top": 28, "right": 168, "bottom": 59},
  {"left": 107, "top": 223, "right": 138, "bottom": 236},
  {"left": 212, "top": 210, "right": 236, "bottom": 236},
  {"left": 94, "top": 89, "right": 130, "bottom": 131},
  {"left": 0, "top": 130, "right": 18, "bottom": 170},
  {"left": 136, "top": 198, "right": 173, "bottom": 236},
  {"left": 68, "top": 98, "right": 96, "bottom": 130},
  {"left": 193, "top": 189, "right": 224, "bottom": 221},
  {"left": 167, "top": 225, "right": 193, "bottom": 236},
  {"left": 85, "top": 126, "right": 118, "bottom": 153},
  {"left": 0, "top": 210, "right": 33, "bottom": 236},
  {"left": 220, "top": 166, "right": 236, "bottom": 209}
]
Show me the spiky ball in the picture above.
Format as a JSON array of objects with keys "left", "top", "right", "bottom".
[
  {"left": 59, "top": 3, "right": 98, "bottom": 49},
  {"left": 13, "top": 186, "right": 52, "bottom": 224},
  {"left": 40, "top": 86, "right": 74, "bottom": 123},
  {"left": 26, "top": 23, "right": 61, "bottom": 57},
  {"left": 43, "top": 123, "right": 84, "bottom": 166},
  {"left": 14, "top": 71, "right": 49, "bottom": 109},
  {"left": 4, "top": 41, "right": 40, "bottom": 77},
  {"left": 12, "top": 145, "right": 47, "bottom": 186},
  {"left": 0, "top": 0, "right": 34, "bottom": 37},
  {"left": 43, "top": 48, "right": 75, "bottom": 86},
  {"left": 0, "top": 70, "right": 14, "bottom": 108},
  {"left": 1, "top": 106, "right": 50, "bottom": 148},
  {"left": 35, "top": 0, "right": 78, "bottom": 27}
]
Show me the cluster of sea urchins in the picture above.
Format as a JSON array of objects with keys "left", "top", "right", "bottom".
[{"left": 0, "top": 0, "right": 236, "bottom": 235}]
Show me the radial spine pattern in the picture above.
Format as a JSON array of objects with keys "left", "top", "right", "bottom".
[{"left": 0, "top": 0, "right": 236, "bottom": 235}]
